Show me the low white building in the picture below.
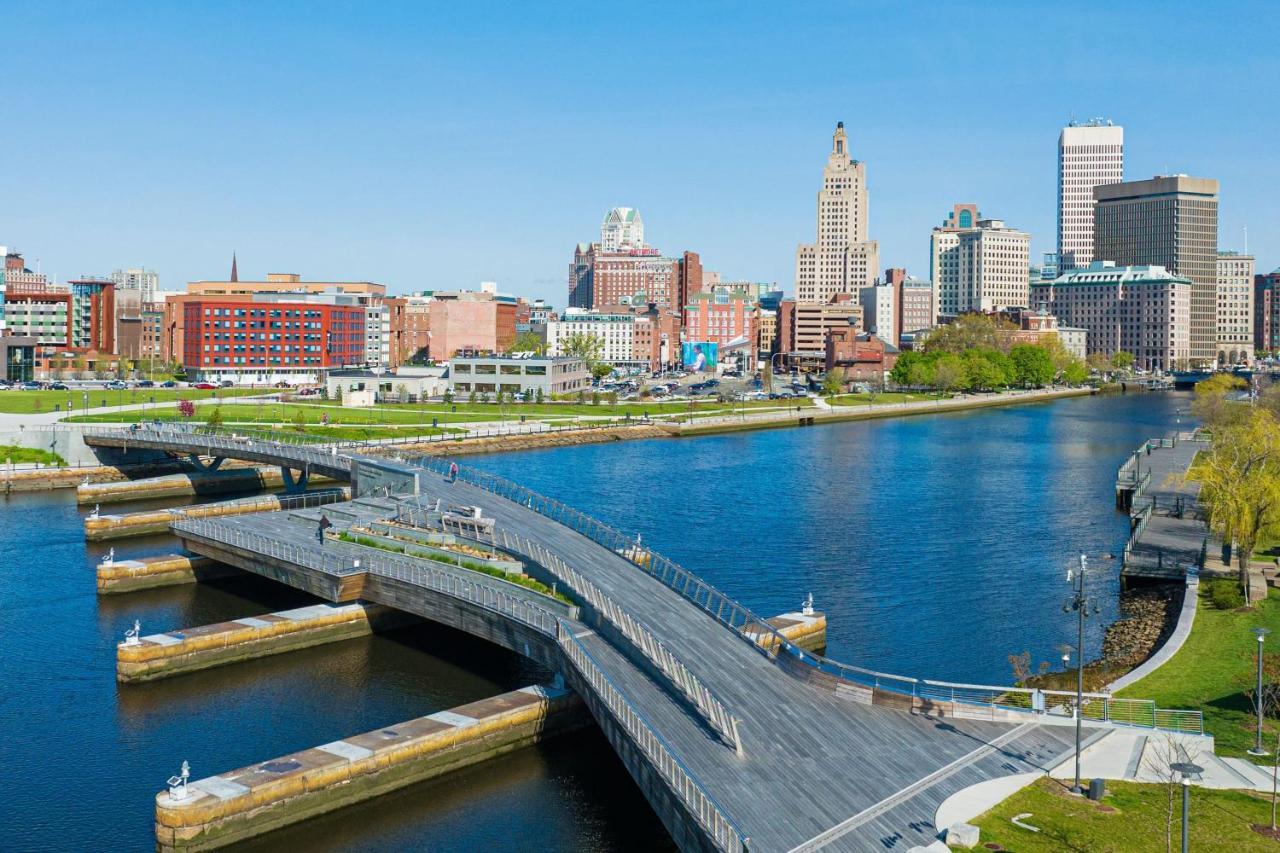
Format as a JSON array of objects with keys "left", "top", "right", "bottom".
[{"left": 545, "top": 308, "right": 643, "bottom": 370}]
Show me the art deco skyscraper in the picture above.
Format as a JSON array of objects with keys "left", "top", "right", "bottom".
[
  {"left": 1057, "top": 119, "right": 1124, "bottom": 272},
  {"left": 795, "top": 123, "right": 879, "bottom": 305}
]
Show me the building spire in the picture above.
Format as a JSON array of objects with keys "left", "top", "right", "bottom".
[
  {"left": 833, "top": 121, "right": 847, "bottom": 157},
  {"left": 230, "top": 252, "right": 238, "bottom": 282}
]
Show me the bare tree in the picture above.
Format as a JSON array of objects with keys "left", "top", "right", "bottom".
[{"left": 1142, "top": 734, "right": 1201, "bottom": 853}]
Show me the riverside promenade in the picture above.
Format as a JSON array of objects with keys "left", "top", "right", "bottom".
[
  {"left": 1116, "top": 433, "right": 1211, "bottom": 582},
  {"left": 85, "top": 425, "right": 1199, "bottom": 852}
]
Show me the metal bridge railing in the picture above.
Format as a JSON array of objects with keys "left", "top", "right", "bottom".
[
  {"left": 496, "top": 528, "right": 742, "bottom": 752},
  {"left": 557, "top": 621, "right": 747, "bottom": 852},
  {"left": 409, "top": 453, "right": 1205, "bottom": 734}
]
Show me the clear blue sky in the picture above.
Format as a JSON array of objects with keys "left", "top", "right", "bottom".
[{"left": 4, "top": 1, "right": 1277, "bottom": 303}]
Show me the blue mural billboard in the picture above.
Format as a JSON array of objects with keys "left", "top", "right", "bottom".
[{"left": 682, "top": 341, "right": 718, "bottom": 372}]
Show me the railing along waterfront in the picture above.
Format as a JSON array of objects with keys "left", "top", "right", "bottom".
[
  {"left": 170, "top": 517, "right": 561, "bottom": 636},
  {"left": 556, "top": 621, "right": 747, "bottom": 852},
  {"left": 408, "top": 455, "right": 1204, "bottom": 734},
  {"left": 493, "top": 528, "right": 742, "bottom": 752}
]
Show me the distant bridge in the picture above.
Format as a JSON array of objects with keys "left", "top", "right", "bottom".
[{"left": 85, "top": 426, "right": 1202, "bottom": 852}]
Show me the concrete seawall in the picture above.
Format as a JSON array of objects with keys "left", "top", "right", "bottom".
[
  {"left": 78, "top": 465, "right": 336, "bottom": 505},
  {"left": 117, "top": 602, "right": 415, "bottom": 682},
  {"left": 84, "top": 488, "right": 351, "bottom": 541},
  {"left": 154, "top": 684, "right": 587, "bottom": 851},
  {"left": 97, "top": 554, "right": 238, "bottom": 594},
  {"left": 1, "top": 458, "right": 225, "bottom": 493}
]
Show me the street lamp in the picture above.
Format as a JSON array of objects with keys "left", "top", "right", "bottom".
[
  {"left": 1064, "top": 553, "right": 1099, "bottom": 794},
  {"left": 1251, "top": 627, "right": 1272, "bottom": 757},
  {"left": 1170, "top": 762, "right": 1203, "bottom": 853}
]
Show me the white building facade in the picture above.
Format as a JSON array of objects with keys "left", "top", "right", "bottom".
[
  {"left": 858, "top": 282, "right": 897, "bottom": 347},
  {"left": 795, "top": 122, "right": 879, "bottom": 305},
  {"left": 110, "top": 267, "right": 160, "bottom": 303},
  {"left": 600, "top": 207, "right": 645, "bottom": 252},
  {"left": 1030, "top": 261, "right": 1191, "bottom": 372},
  {"left": 1216, "top": 251, "right": 1255, "bottom": 366},
  {"left": 931, "top": 208, "right": 1031, "bottom": 317},
  {"left": 1057, "top": 120, "right": 1124, "bottom": 272},
  {"left": 545, "top": 309, "right": 642, "bottom": 370}
]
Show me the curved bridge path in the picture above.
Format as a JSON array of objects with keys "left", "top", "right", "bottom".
[{"left": 84, "top": 426, "right": 1179, "bottom": 852}]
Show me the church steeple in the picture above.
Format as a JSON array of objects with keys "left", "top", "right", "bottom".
[{"left": 230, "top": 252, "right": 238, "bottom": 282}]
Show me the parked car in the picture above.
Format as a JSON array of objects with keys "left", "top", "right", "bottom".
[
  {"left": 296, "top": 387, "right": 320, "bottom": 397},
  {"left": 192, "top": 381, "right": 218, "bottom": 390},
  {"left": 105, "top": 380, "right": 128, "bottom": 390},
  {"left": 49, "top": 382, "right": 70, "bottom": 391},
  {"left": 20, "top": 381, "right": 41, "bottom": 391},
  {"left": 160, "top": 380, "right": 178, "bottom": 388},
  {"left": 136, "top": 379, "right": 155, "bottom": 388},
  {"left": 220, "top": 379, "right": 234, "bottom": 388}
]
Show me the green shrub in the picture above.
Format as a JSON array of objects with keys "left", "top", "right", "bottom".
[{"left": 1206, "top": 578, "right": 1246, "bottom": 610}]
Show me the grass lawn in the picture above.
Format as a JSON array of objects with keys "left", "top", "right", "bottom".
[
  {"left": 0, "top": 387, "right": 271, "bottom": 414},
  {"left": 64, "top": 401, "right": 537, "bottom": 427},
  {"left": 0, "top": 445, "right": 67, "bottom": 466},
  {"left": 294, "top": 425, "right": 461, "bottom": 441},
  {"left": 373, "top": 398, "right": 816, "bottom": 417},
  {"left": 972, "top": 777, "right": 1280, "bottom": 852},
  {"left": 1117, "top": 584, "right": 1280, "bottom": 762},
  {"left": 827, "top": 392, "right": 947, "bottom": 406}
]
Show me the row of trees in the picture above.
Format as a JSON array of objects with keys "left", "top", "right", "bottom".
[
  {"left": 1193, "top": 375, "right": 1280, "bottom": 587},
  {"left": 890, "top": 344, "right": 1087, "bottom": 391}
]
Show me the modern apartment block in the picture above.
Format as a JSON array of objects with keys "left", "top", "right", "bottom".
[
  {"left": 1093, "top": 175, "right": 1219, "bottom": 365},
  {"left": 858, "top": 282, "right": 896, "bottom": 347},
  {"left": 684, "top": 289, "right": 758, "bottom": 350},
  {"left": 110, "top": 267, "right": 159, "bottom": 303},
  {"left": 1030, "top": 261, "right": 1191, "bottom": 371},
  {"left": 930, "top": 205, "right": 1031, "bottom": 318},
  {"left": 179, "top": 295, "right": 367, "bottom": 383},
  {"left": 795, "top": 122, "right": 879, "bottom": 305},
  {"left": 546, "top": 309, "right": 642, "bottom": 370},
  {"left": 1216, "top": 251, "right": 1255, "bottom": 365},
  {"left": 2, "top": 292, "right": 72, "bottom": 346},
  {"left": 68, "top": 278, "right": 116, "bottom": 352},
  {"left": 1057, "top": 119, "right": 1124, "bottom": 272},
  {"left": 1256, "top": 268, "right": 1280, "bottom": 354}
]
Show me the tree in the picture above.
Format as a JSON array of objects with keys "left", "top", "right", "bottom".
[
  {"left": 605, "top": 390, "right": 618, "bottom": 405},
  {"left": 177, "top": 399, "right": 195, "bottom": 419},
  {"left": 563, "top": 331, "right": 604, "bottom": 364},
  {"left": 206, "top": 406, "right": 224, "bottom": 428},
  {"left": 1191, "top": 373, "right": 1248, "bottom": 430},
  {"left": 1038, "top": 334, "right": 1075, "bottom": 372},
  {"left": 963, "top": 350, "right": 1010, "bottom": 390},
  {"left": 292, "top": 410, "right": 307, "bottom": 432},
  {"left": 590, "top": 390, "right": 601, "bottom": 405},
  {"left": 590, "top": 362, "right": 614, "bottom": 381},
  {"left": 1110, "top": 350, "right": 1135, "bottom": 370},
  {"left": 1009, "top": 344, "right": 1056, "bottom": 387},
  {"left": 396, "top": 383, "right": 409, "bottom": 404},
  {"left": 821, "top": 369, "right": 845, "bottom": 397},
  {"left": 467, "top": 390, "right": 477, "bottom": 404},
  {"left": 922, "top": 313, "right": 1010, "bottom": 354},
  {"left": 1061, "top": 358, "right": 1088, "bottom": 385},
  {"left": 442, "top": 389, "right": 454, "bottom": 405},
  {"left": 1197, "top": 409, "right": 1280, "bottom": 592},
  {"left": 890, "top": 350, "right": 923, "bottom": 387},
  {"left": 932, "top": 353, "right": 967, "bottom": 393},
  {"left": 534, "top": 387, "right": 544, "bottom": 404},
  {"left": 907, "top": 358, "right": 936, "bottom": 389},
  {"left": 513, "top": 330, "right": 545, "bottom": 355},
  {"left": 1087, "top": 351, "right": 1112, "bottom": 374}
]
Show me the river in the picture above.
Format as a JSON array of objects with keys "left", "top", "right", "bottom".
[{"left": 0, "top": 391, "right": 1188, "bottom": 851}]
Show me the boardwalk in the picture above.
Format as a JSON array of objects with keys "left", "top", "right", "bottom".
[
  {"left": 85, "top": 426, "right": 1200, "bottom": 851},
  {"left": 1118, "top": 435, "right": 1209, "bottom": 580}
]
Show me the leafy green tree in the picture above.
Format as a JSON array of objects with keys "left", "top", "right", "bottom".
[
  {"left": 513, "top": 330, "right": 545, "bottom": 355},
  {"left": 1061, "top": 358, "right": 1088, "bottom": 385},
  {"left": 1009, "top": 344, "right": 1056, "bottom": 387},
  {"left": 1086, "top": 352, "right": 1112, "bottom": 374},
  {"left": 605, "top": 390, "right": 618, "bottom": 405},
  {"left": 890, "top": 351, "right": 923, "bottom": 386},
  {"left": 821, "top": 369, "right": 845, "bottom": 397},
  {"left": 442, "top": 390, "right": 454, "bottom": 405},
  {"left": 206, "top": 406, "right": 224, "bottom": 428},
  {"left": 1191, "top": 373, "right": 1249, "bottom": 430},
  {"left": 963, "top": 350, "right": 1010, "bottom": 390},
  {"left": 590, "top": 363, "right": 614, "bottom": 381},
  {"left": 534, "top": 387, "right": 545, "bottom": 404},
  {"left": 467, "top": 390, "right": 477, "bottom": 405},
  {"left": 590, "top": 390, "right": 601, "bottom": 405},
  {"left": 932, "top": 353, "right": 967, "bottom": 392},
  {"left": 922, "top": 314, "right": 1009, "bottom": 354},
  {"left": 292, "top": 410, "right": 307, "bottom": 432},
  {"left": 1111, "top": 350, "right": 1135, "bottom": 370},
  {"left": 907, "top": 358, "right": 936, "bottom": 388},
  {"left": 1197, "top": 409, "right": 1280, "bottom": 586}
]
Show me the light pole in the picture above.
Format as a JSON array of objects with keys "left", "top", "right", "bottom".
[
  {"left": 1065, "top": 553, "right": 1098, "bottom": 794},
  {"left": 1181, "top": 776, "right": 1191, "bottom": 852},
  {"left": 1251, "top": 627, "right": 1271, "bottom": 757}
]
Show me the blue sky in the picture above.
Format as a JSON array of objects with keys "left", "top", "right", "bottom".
[{"left": 4, "top": 1, "right": 1277, "bottom": 303}]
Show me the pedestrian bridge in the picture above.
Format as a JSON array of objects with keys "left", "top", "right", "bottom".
[{"left": 83, "top": 426, "right": 1202, "bottom": 852}]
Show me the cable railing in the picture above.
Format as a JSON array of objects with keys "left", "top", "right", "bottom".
[
  {"left": 408, "top": 453, "right": 1205, "bottom": 733},
  {"left": 556, "top": 622, "right": 747, "bottom": 852},
  {"left": 495, "top": 527, "right": 742, "bottom": 752}
]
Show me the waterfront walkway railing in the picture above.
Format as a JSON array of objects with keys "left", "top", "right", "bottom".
[
  {"left": 557, "top": 621, "right": 747, "bottom": 852},
  {"left": 494, "top": 528, "right": 742, "bottom": 752},
  {"left": 406, "top": 454, "right": 1204, "bottom": 735}
]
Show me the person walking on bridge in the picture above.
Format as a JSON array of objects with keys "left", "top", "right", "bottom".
[
  {"left": 317, "top": 514, "right": 332, "bottom": 545},
  {"left": 447, "top": 461, "right": 459, "bottom": 483}
]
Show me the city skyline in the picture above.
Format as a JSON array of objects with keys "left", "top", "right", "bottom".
[{"left": 3, "top": 2, "right": 1276, "bottom": 304}]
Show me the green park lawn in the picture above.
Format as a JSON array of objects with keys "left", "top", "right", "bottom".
[
  {"left": 826, "top": 391, "right": 947, "bottom": 406},
  {"left": 0, "top": 387, "right": 271, "bottom": 414},
  {"left": 64, "top": 401, "right": 529, "bottom": 427},
  {"left": 972, "top": 777, "right": 1280, "bottom": 852},
  {"left": 0, "top": 445, "right": 67, "bottom": 466},
  {"left": 373, "top": 397, "right": 816, "bottom": 417},
  {"left": 1117, "top": 584, "right": 1280, "bottom": 762}
]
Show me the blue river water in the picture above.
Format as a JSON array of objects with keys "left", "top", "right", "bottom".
[{"left": 0, "top": 391, "right": 1188, "bottom": 851}]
